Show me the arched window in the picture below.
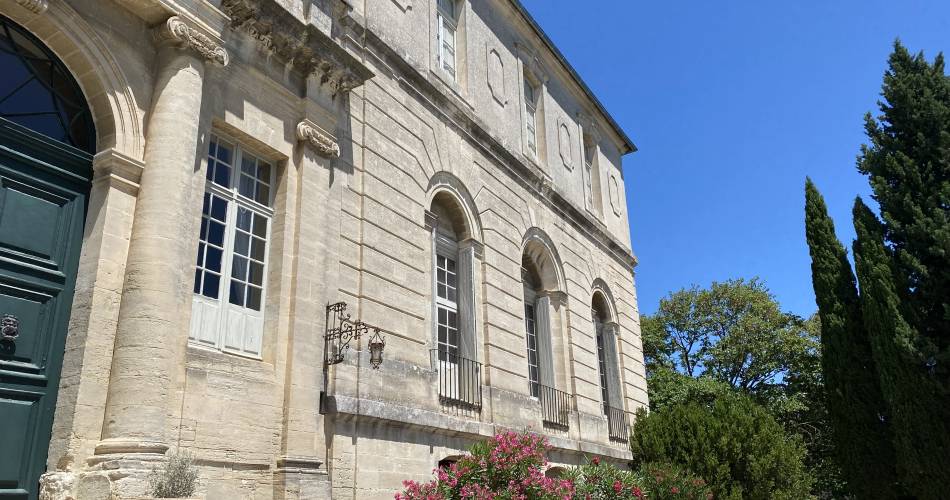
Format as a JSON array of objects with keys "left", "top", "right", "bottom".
[
  {"left": 593, "top": 292, "right": 622, "bottom": 415},
  {"left": 429, "top": 192, "right": 479, "bottom": 408},
  {"left": 522, "top": 257, "right": 544, "bottom": 398},
  {"left": 0, "top": 15, "right": 94, "bottom": 152}
]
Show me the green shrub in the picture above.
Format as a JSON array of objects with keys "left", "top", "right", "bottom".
[
  {"left": 631, "top": 395, "right": 813, "bottom": 499},
  {"left": 147, "top": 452, "right": 199, "bottom": 498}
]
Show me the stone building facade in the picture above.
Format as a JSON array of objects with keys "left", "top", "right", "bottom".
[{"left": 0, "top": 0, "right": 646, "bottom": 498}]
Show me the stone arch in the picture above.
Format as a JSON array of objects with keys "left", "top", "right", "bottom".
[
  {"left": 591, "top": 278, "right": 617, "bottom": 324},
  {"left": 426, "top": 171, "right": 483, "bottom": 242},
  {"left": 3, "top": 3, "right": 145, "bottom": 159},
  {"left": 521, "top": 227, "right": 565, "bottom": 293}
]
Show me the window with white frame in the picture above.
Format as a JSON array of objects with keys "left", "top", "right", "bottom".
[
  {"left": 594, "top": 313, "right": 609, "bottom": 414},
  {"left": 524, "top": 74, "right": 539, "bottom": 159},
  {"left": 190, "top": 134, "right": 275, "bottom": 358},
  {"left": 524, "top": 299, "right": 540, "bottom": 397},
  {"left": 435, "top": 240, "right": 460, "bottom": 362},
  {"left": 436, "top": 0, "right": 458, "bottom": 81}
]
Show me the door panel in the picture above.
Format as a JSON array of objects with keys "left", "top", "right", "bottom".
[{"left": 0, "top": 118, "right": 91, "bottom": 500}]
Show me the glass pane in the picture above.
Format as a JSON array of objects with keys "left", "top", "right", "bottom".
[
  {"left": 205, "top": 247, "right": 223, "bottom": 272},
  {"left": 239, "top": 174, "right": 255, "bottom": 199},
  {"left": 234, "top": 232, "right": 250, "bottom": 256},
  {"left": 207, "top": 220, "right": 225, "bottom": 247},
  {"left": 438, "top": 308, "right": 446, "bottom": 323},
  {"left": 447, "top": 287, "right": 456, "bottom": 302},
  {"left": 448, "top": 311, "right": 457, "bottom": 327},
  {"left": 247, "top": 286, "right": 262, "bottom": 311},
  {"left": 193, "top": 269, "right": 201, "bottom": 293},
  {"left": 252, "top": 213, "right": 267, "bottom": 237},
  {"left": 438, "top": 324, "right": 447, "bottom": 343},
  {"left": 257, "top": 162, "right": 271, "bottom": 184},
  {"left": 447, "top": 259, "right": 456, "bottom": 272},
  {"left": 255, "top": 183, "right": 270, "bottom": 206},
  {"left": 237, "top": 207, "right": 252, "bottom": 231},
  {"left": 250, "top": 237, "right": 265, "bottom": 261},
  {"left": 202, "top": 273, "right": 220, "bottom": 298},
  {"left": 216, "top": 141, "right": 232, "bottom": 163},
  {"left": 200, "top": 218, "right": 208, "bottom": 240},
  {"left": 437, "top": 284, "right": 446, "bottom": 299},
  {"left": 213, "top": 163, "right": 230, "bottom": 187},
  {"left": 231, "top": 256, "right": 248, "bottom": 280},
  {"left": 229, "top": 281, "right": 245, "bottom": 306},
  {"left": 210, "top": 196, "right": 228, "bottom": 222},
  {"left": 241, "top": 154, "right": 256, "bottom": 176},
  {"left": 248, "top": 261, "right": 264, "bottom": 286},
  {"left": 196, "top": 243, "right": 205, "bottom": 266}
]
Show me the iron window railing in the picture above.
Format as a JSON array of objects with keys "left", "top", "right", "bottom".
[
  {"left": 539, "top": 384, "right": 571, "bottom": 428},
  {"left": 431, "top": 348, "right": 482, "bottom": 410},
  {"left": 605, "top": 405, "right": 630, "bottom": 442}
]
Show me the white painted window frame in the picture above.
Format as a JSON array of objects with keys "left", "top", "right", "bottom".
[
  {"left": 190, "top": 134, "right": 275, "bottom": 359},
  {"left": 436, "top": 0, "right": 459, "bottom": 81}
]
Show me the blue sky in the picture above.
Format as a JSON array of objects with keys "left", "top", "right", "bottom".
[{"left": 521, "top": 0, "right": 950, "bottom": 317}]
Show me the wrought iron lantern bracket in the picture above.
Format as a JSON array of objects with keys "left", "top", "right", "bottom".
[{"left": 320, "top": 301, "right": 385, "bottom": 414}]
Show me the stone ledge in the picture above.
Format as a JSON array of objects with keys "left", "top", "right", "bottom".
[{"left": 330, "top": 394, "right": 632, "bottom": 462}]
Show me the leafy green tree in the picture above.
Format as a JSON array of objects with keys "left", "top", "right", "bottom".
[
  {"left": 853, "top": 200, "right": 950, "bottom": 497},
  {"left": 803, "top": 179, "right": 901, "bottom": 498},
  {"left": 631, "top": 394, "right": 813, "bottom": 500},
  {"left": 642, "top": 278, "right": 812, "bottom": 408}
]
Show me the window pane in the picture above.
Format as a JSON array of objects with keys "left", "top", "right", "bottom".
[
  {"left": 196, "top": 243, "right": 205, "bottom": 267},
  {"left": 213, "top": 164, "right": 230, "bottom": 187},
  {"left": 241, "top": 154, "right": 256, "bottom": 176},
  {"left": 216, "top": 141, "right": 232, "bottom": 162},
  {"left": 255, "top": 183, "right": 270, "bottom": 206},
  {"left": 236, "top": 207, "right": 252, "bottom": 231},
  {"left": 252, "top": 213, "right": 267, "bottom": 237},
  {"left": 239, "top": 173, "right": 255, "bottom": 199},
  {"left": 250, "top": 237, "right": 265, "bottom": 261},
  {"left": 193, "top": 269, "right": 201, "bottom": 293},
  {"left": 203, "top": 273, "right": 220, "bottom": 298},
  {"left": 205, "top": 247, "right": 223, "bottom": 272},
  {"left": 210, "top": 196, "right": 228, "bottom": 222},
  {"left": 248, "top": 261, "right": 264, "bottom": 286},
  {"left": 247, "top": 286, "right": 262, "bottom": 311},
  {"left": 229, "top": 281, "right": 245, "bottom": 306},
  {"left": 438, "top": 308, "right": 446, "bottom": 324},
  {"left": 207, "top": 220, "right": 225, "bottom": 247},
  {"left": 234, "top": 232, "right": 250, "bottom": 256},
  {"left": 231, "top": 256, "right": 248, "bottom": 280}
]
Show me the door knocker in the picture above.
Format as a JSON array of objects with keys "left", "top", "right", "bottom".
[{"left": 1, "top": 314, "right": 19, "bottom": 341}]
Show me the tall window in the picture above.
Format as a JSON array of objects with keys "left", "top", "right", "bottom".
[
  {"left": 594, "top": 314, "right": 609, "bottom": 413},
  {"left": 435, "top": 249, "right": 459, "bottom": 362},
  {"left": 524, "top": 75, "right": 539, "bottom": 158},
  {"left": 524, "top": 300, "right": 540, "bottom": 397},
  {"left": 584, "top": 134, "right": 601, "bottom": 215},
  {"left": 436, "top": 0, "right": 458, "bottom": 81},
  {"left": 190, "top": 134, "right": 274, "bottom": 357}
]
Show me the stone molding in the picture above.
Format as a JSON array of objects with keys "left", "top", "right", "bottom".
[
  {"left": 296, "top": 120, "right": 340, "bottom": 158},
  {"left": 92, "top": 148, "right": 145, "bottom": 195},
  {"left": 16, "top": 0, "right": 48, "bottom": 14},
  {"left": 220, "top": 0, "right": 372, "bottom": 94},
  {"left": 154, "top": 16, "right": 229, "bottom": 66}
]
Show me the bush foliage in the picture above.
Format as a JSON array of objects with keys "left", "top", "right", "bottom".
[
  {"left": 147, "top": 452, "right": 199, "bottom": 498},
  {"left": 631, "top": 395, "right": 812, "bottom": 500},
  {"left": 395, "top": 431, "right": 710, "bottom": 500}
]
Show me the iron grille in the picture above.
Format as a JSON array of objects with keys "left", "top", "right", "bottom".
[
  {"left": 431, "top": 348, "right": 482, "bottom": 410},
  {"left": 606, "top": 405, "right": 630, "bottom": 442},
  {"left": 539, "top": 384, "right": 571, "bottom": 428}
]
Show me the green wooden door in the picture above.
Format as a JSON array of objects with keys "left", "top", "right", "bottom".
[{"left": 0, "top": 118, "right": 91, "bottom": 500}]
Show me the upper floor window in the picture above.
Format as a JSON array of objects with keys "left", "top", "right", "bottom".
[
  {"left": 190, "top": 134, "right": 275, "bottom": 358},
  {"left": 583, "top": 134, "right": 601, "bottom": 215},
  {"left": 436, "top": 0, "right": 458, "bottom": 81},
  {"left": 524, "top": 75, "right": 540, "bottom": 158}
]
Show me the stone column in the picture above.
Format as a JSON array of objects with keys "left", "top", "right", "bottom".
[
  {"left": 95, "top": 16, "right": 227, "bottom": 457},
  {"left": 273, "top": 119, "right": 341, "bottom": 499}
]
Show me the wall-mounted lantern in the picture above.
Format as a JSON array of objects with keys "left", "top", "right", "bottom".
[{"left": 320, "top": 301, "right": 385, "bottom": 413}]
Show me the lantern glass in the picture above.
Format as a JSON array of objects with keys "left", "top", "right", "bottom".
[{"left": 369, "top": 330, "right": 385, "bottom": 369}]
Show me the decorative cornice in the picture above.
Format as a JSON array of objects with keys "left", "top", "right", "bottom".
[
  {"left": 296, "top": 120, "right": 340, "bottom": 158},
  {"left": 220, "top": 0, "right": 372, "bottom": 95},
  {"left": 16, "top": 0, "right": 48, "bottom": 14},
  {"left": 93, "top": 148, "right": 145, "bottom": 196},
  {"left": 155, "top": 16, "right": 229, "bottom": 66}
]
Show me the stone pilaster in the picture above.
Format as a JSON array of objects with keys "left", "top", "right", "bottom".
[{"left": 86, "top": 14, "right": 227, "bottom": 495}]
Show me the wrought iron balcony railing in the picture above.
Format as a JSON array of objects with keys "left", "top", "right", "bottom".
[
  {"left": 431, "top": 348, "right": 482, "bottom": 410},
  {"left": 539, "top": 384, "right": 571, "bottom": 428},
  {"left": 605, "top": 404, "right": 630, "bottom": 442}
]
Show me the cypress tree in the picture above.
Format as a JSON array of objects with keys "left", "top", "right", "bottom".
[
  {"left": 857, "top": 41, "right": 950, "bottom": 385},
  {"left": 852, "top": 199, "right": 950, "bottom": 499},
  {"left": 803, "top": 179, "right": 900, "bottom": 498}
]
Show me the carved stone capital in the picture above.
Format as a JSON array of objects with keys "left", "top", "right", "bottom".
[
  {"left": 16, "top": 0, "right": 48, "bottom": 14},
  {"left": 296, "top": 120, "right": 340, "bottom": 158},
  {"left": 154, "top": 16, "right": 229, "bottom": 66}
]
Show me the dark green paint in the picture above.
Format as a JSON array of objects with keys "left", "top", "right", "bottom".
[{"left": 0, "top": 117, "right": 91, "bottom": 500}]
